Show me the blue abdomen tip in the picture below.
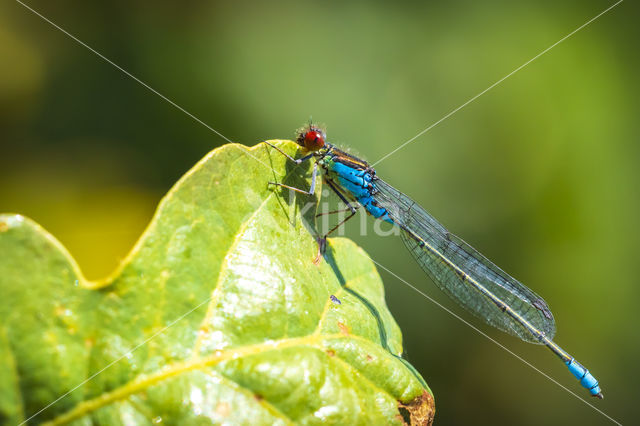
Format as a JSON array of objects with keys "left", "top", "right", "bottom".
[{"left": 566, "top": 359, "right": 603, "bottom": 398}]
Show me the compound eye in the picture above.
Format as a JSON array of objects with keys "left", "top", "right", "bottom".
[{"left": 304, "top": 130, "right": 325, "bottom": 151}]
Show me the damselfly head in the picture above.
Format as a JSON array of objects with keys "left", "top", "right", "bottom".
[{"left": 296, "top": 124, "right": 326, "bottom": 151}]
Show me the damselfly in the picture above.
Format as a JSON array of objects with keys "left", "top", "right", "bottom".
[{"left": 266, "top": 123, "right": 603, "bottom": 399}]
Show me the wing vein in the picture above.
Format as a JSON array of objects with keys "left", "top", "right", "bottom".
[{"left": 373, "top": 178, "right": 556, "bottom": 343}]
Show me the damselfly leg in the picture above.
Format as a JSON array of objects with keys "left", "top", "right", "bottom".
[
  {"left": 265, "top": 142, "right": 359, "bottom": 263},
  {"left": 265, "top": 141, "right": 319, "bottom": 194}
]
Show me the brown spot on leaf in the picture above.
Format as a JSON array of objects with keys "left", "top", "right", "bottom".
[
  {"left": 337, "top": 322, "right": 349, "bottom": 336},
  {"left": 326, "top": 349, "right": 335, "bottom": 357},
  {"left": 215, "top": 402, "right": 230, "bottom": 417},
  {"left": 397, "top": 390, "right": 435, "bottom": 425},
  {"left": 0, "top": 222, "right": 7, "bottom": 232},
  {"left": 254, "top": 393, "right": 264, "bottom": 401},
  {"left": 366, "top": 354, "right": 373, "bottom": 362}
]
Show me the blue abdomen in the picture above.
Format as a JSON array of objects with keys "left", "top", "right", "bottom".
[
  {"left": 362, "top": 195, "right": 393, "bottom": 223},
  {"left": 327, "top": 160, "right": 394, "bottom": 224}
]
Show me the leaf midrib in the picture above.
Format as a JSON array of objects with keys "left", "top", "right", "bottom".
[{"left": 44, "top": 333, "right": 391, "bottom": 425}]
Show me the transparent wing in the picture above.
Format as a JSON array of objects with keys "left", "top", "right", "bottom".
[{"left": 374, "top": 178, "right": 556, "bottom": 343}]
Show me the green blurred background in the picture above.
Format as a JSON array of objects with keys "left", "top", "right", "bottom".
[{"left": 1, "top": 0, "right": 637, "bottom": 424}]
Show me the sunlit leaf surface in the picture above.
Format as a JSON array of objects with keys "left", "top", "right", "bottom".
[{"left": 0, "top": 141, "right": 433, "bottom": 425}]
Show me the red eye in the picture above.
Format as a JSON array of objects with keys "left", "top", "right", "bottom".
[
  {"left": 304, "top": 130, "right": 325, "bottom": 150},
  {"left": 296, "top": 124, "right": 327, "bottom": 151}
]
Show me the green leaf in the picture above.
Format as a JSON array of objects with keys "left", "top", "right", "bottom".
[{"left": 0, "top": 141, "right": 434, "bottom": 425}]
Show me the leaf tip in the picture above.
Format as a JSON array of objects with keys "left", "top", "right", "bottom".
[{"left": 397, "top": 390, "right": 435, "bottom": 426}]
